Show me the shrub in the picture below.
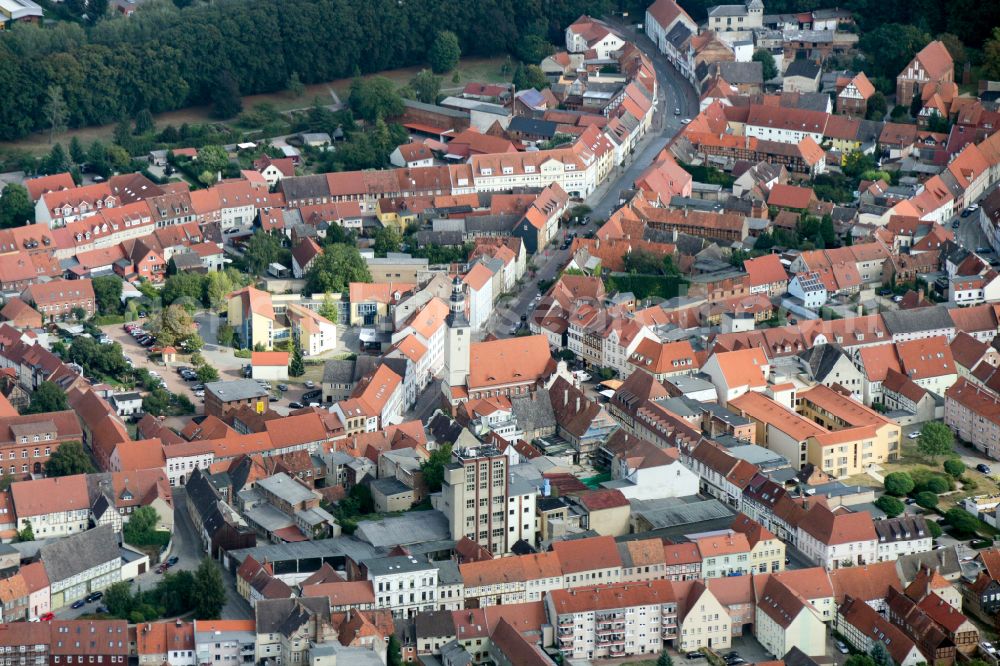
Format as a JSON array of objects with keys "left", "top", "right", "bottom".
[
  {"left": 962, "top": 476, "right": 979, "bottom": 491},
  {"left": 883, "top": 472, "right": 914, "bottom": 496},
  {"left": 927, "top": 520, "right": 943, "bottom": 538},
  {"left": 915, "top": 491, "right": 938, "bottom": 509},
  {"left": 944, "top": 458, "right": 966, "bottom": 477},
  {"left": 918, "top": 475, "right": 950, "bottom": 494},
  {"left": 875, "top": 495, "right": 904, "bottom": 517}
]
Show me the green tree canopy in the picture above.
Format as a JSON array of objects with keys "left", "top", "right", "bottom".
[
  {"left": 428, "top": 31, "right": 461, "bottom": 73},
  {"left": 373, "top": 226, "right": 402, "bottom": 257},
  {"left": 0, "top": 184, "right": 34, "bottom": 228},
  {"left": 915, "top": 491, "right": 939, "bottom": 509},
  {"left": 24, "top": 381, "right": 69, "bottom": 415},
  {"left": 918, "top": 421, "right": 954, "bottom": 461},
  {"left": 305, "top": 244, "right": 372, "bottom": 294},
  {"left": 409, "top": 69, "right": 441, "bottom": 104},
  {"left": 420, "top": 444, "right": 452, "bottom": 493},
  {"left": 944, "top": 507, "right": 981, "bottom": 537},
  {"left": 150, "top": 304, "right": 197, "bottom": 347},
  {"left": 243, "top": 232, "right": 284, "bottom": 276},
  {"left": 45, "top": 441, "right": 96, "bottom": 476},
  {"left": 874, "top": 495, "right": 904, "bottom": 517},
  {"left": 92, "top": 275, "right": 123, "bottom": 315},
  {"left": 210, "top": 70, "right": 243, "bottom": 119},
  {"left": 986, "top": 28, "right": 1000, "bottom": 80},
  {"left": 944, "top": 458, "right": 965, "bottom": 477},
  {"left": 753, "top": 49, "right": 778, "bottom": 80},
  {"left": 192, "top": 558, "right": 226, "bottom": 619},
  {"left": 288, "top": 332, "right": 305, "bottom": 377},
  {"left": 883, "top": 471, "right": 914, "bottom": 496},
  {"left": 349, "top": 77, "right": 404, "bottom": 123},
  {"left": 319, "top": 292, "right": 339, "bottom": 324}
]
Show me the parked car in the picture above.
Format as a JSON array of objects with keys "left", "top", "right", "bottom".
[
  {"left": 39, "top": 612, "right": 54, "bottom": 622},
  {"left": 685, "top": 653, "right": 705, "bottom": 660},
  {"left": 978, "top": 463, "right": 992, "bottom": 474},
  {"left": 907, "top": 431, "right": 921, "bottom": 439},
  {"left": 85, "top": 591, "right": 103, "bottom": 603},
  {"left": 288, "top": 401, "right": 304, "bottom": 409},
  {"left": 836, "top": 641, "right": 850, "bottom": 654},
  {"left": 952, "top": 220, "right": 961, "bottom": 229},
  {"left": 674, "top": 107, "right": 681, "bottom": 115},
  {"left": 269, "top": 395, "right": 279, "bottom": 402},
  {"left": 71, "top": 599, "right": 86, "bottom": 609},
  {"left": 302, "top": 389, "right": 322, "bottom": 402},
  {"left": 166, "top": 556, "right": 179, "bottom": 566},
  {"left": 304, "top": 381, "right": 316, "bottom": 389},
  {"left": 277, "top": 384, "right": 288, "bottom": 392}
]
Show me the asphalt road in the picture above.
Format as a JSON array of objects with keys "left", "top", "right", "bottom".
[
  {"left": 486, "top": 23, "right": 698, "bottom": 339},
  {"left": 55, "top": 488, "right": 251, "bottom": 621}
]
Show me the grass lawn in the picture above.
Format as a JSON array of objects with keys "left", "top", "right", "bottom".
[
  {"left": 853, "top": 441, "right": 1000, "bottom": 537},
  {"left": 0, "top": 56, "right": 510, "bottom": 157}
]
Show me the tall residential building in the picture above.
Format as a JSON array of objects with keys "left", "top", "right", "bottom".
[{"left": 441, "top": 444, "right": 509, "bottom": 555}]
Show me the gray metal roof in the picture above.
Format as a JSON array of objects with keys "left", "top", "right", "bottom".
[
  {"left": 370, "top": 477, "right": 411, "bottom": 497},
  {"left": 708, "top": 4, "right": 749, "bottom": 17},
  {"left": 322, "top": 359, "right": 356, "bottom": 385},
  {"left": 257, "top": 473, "right": 316, "bottom": 506},
  {"left": 364, "top": 554, "right": 435, "bottom": 577},
  {"left": 204, "top": 379, "right": 268, "bottom": 402},
  {"left": 630, "top": 497, "right": 734, "bottom": 530},
  {"left": 353, "top": 511, "right": 450, "bottom": 549}
]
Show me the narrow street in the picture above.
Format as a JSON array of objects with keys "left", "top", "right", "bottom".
[{"left": 489, "top": 23, "right": 699, "bottom": 337}]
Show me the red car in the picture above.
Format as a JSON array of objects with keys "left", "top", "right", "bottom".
[{"left": 39, "top": 613, "right": 54, "bottom": 621}]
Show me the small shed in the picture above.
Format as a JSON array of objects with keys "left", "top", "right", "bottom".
[
  {"left": 251, "top": 351, "right": 289, "bottom": 381},
  {"left": 161, "top": 346, "right": 177, "bottom": 364}
]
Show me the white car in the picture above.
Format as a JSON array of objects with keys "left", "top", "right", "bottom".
[
  {"left": 907, "top": 431, "right": 921, "bottom": 439},
  {"left": 574, "top": 371, "right": 592, "bottom": 382}
]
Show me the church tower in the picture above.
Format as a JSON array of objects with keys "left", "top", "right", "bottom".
[{"left": 442, "top": 276, "right": 471, "bottom": 402}]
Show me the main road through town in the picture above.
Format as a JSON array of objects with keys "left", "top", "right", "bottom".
[{"left": 486, "top": 20, "right": 699, "bottom": 337}]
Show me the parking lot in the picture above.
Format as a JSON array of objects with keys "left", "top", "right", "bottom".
[{"left": 102, "top": 321, "right": 202, "bottom": 409}]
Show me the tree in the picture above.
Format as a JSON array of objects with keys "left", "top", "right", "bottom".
[
  {"left": 191, "top": 558, "right": 226, "bottom": 619},
  {"left": 17, "top": 520, "right": 34, "bottom": 543},
  {"left": 657, "top": 650, "right": 674, "bottom": 666},
  {"left": 388, "top": 635, "right": 402, "bottom": 666},
  {"left": 288, "top": 332, "right": 305, "bottom": 377},
  {"left": 869, "top": 641, "right": 893, "bottom": 666},
  {"left": 348, "top": 77, "right": 404, "bottom": 123},
  {"left": 305, "top": 244, "right": 372, "bottom": 294},
  {"left": 916, "top": 491, "right": 939, "bottom": 509},
  {"left": 420, "top": 443, "right": 452, "bottom": 493},
  {"left": 142, "top": 388, "right": 173, "bottom": 416},
  {"left": 44, "top": 85, "right": 68, "bottom": 143},
  {"left": 23, "top": 381, "right": 69, "bottom": 415},
  {"left": 103, "top": 581, "right": 134, "bottom": 618},
  {"left": 196, "top": 145, "right": 230, "bottom": 175},
  {"left": 428, "top": 31, "right": 461, "bottom": 74},
  {"left": 92, "top": 275, "right": 123, "bottom": 315},
  {"left": 883, "top": 471, "right": 914, "bottom": 496},
  {"left": 0, "top": 183, "right": 34, "bottom": 228},
  {"left": 409, "top": 69, "right": 441, "bottom": 104},
  {"left": 69, "top": 136, "right": 86, "bottom": 165},
  {"left": 44, "top": 143, "right": 69, "bottom": 175},
  {"left": 514, "top": 35, "right": 554, "bottom": 64},
  {"left": 210, "top": 70, "right": 243, "bottom": 120},
  {"left": 288, "top": 71, "right": 305, "bottom": 98},
  {"left": 513, "top": 64, "right": 548, "bottom": 91},
  {"left": 151, "top": 305, "right": 197, "bottom": 347},
  {"left": 986, "top": 28, "right": 1000, "bottom": 81},
  {"left": 243, "top": 232, "right": 283, "bottom": 276},
  {"left": 944, "top": 458, "right": 965, "bottom": 477},
  {"left": 373, "top": 226, "right": 402, "bottom": 256},
  {"left": 918, "top": 421, "right": 954, "bottom": 462},
  {"left": 944, "top": 507, "right": 981, "bottom": 537},
  {"left": 875, "top": 495, "right": 904, "bottom": 517},
  {"left": 319, "top": 292, "right": 339, "bottom": 324},
  {"left": 919, "top": 475, "right": 950, "bottom": 494},
  {"left": 753, "top": 49, "right": 778, "bottom": 81},
  {"left": 124, "top": 506, "right": 160, "bottom": 545},
  {"left": 196, "top": 364, "right": 219, "bottom": 382},
  {"left": 216, "top": 324, "right": 236, "bottom": 347},
  {"left": 202, "top": 270, "right": 235, "bottom": 311},
  {"left": 927, "top": 520, "right": 943, "bottom": 538},
  {"left": 162, "top": 271, "right": 204, "bottom": 307},
  {"left": 45, "top": 441, "right": 96, "bottom": 476},
  {"left": 134, "top": 108, "right": 155, "bottom": 135},
  {"left": 866, "top": 91, "right": 888, "bottom": 120}
]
